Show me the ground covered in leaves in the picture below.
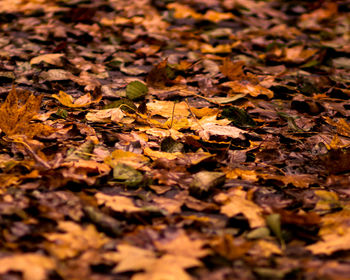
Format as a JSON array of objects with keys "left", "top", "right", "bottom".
[{"left": 0, "top": 0, "right": 350, "bottom": 279}]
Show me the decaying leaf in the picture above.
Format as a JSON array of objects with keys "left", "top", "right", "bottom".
[
  {"left": 30, "top": 53, "right": 64, "bottom": 66},
  {"left": 190, "top": 171, "right": 226, "bottom": 196},
  {"left": 105, "top": 230, "right": 209, "bottom": 280},
  {"left": 95, "top": 192, "right": 141, "bottom": 213},
  {"left": 0, "top": 87, "right": 53, "bottom": 138},
  {"left": 104, "top": 149, "right": 150, "bottom": 169},
  {"left": 52, "top": 90, "right": 101, "bottom": 108},
  {"left": 0, "top": 254, "right": 55, "bottom": 280},
  {"left": 2, "top": 1, "right": 350, "bottom": 279},
  {"left": 214, "top": 188, "right": 266, "bottom": 228},
  {"left": 44, "top": 221, "right": 109, "bottom": 259}
]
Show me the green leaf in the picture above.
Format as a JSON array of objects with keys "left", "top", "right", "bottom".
[
  {"left": 220, "top": 106, "right": 256, "bottom": 128},
  {"left": 55, "top": 108, "right": 68, "bottom": 119},
  {"left": 266, "top": 213, "right": 284, "bottom": 248},
  {"left": 126, "top": 81, "right": 148, "bottom": 100},
  {"left": 160, "top": 137, "right": 184, "bottom": 153},
  {"left": 277, "top": 111, "right": 304, "bottom": 132},
  {"left": 246, "top": 227, "right": 270, "bottom": 239},
  {"left": 113, "top": 163, "right": 144, "bottom": 188},
  {"left": 66, "top": 140, "right": 95, "bottom": 161},
  {"left": 103, "top": 98, "right": 137, "bottom": 113}
]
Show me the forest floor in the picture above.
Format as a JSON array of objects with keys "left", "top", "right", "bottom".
[{"left": 0, "top": 0, "right": 350, "bottom": 279}]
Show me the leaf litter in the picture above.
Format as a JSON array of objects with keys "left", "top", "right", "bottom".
[{"left": 0, "top": 0, "right": 350, "bottom": 279}]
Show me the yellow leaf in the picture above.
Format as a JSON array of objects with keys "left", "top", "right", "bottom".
[
  {"left": 164, "top": 117, "right": 190, "bottom": 130},
  {"left": 190, "top": 107, "right": 219, "bottom": 118},
  {"left": 106, "top": 231, "right": 207, "bottom": 280},
  {"left": 52, "top": 90, "right": 101, "bottom": 108},
  {"left": 249, "top": 240, "right": 282, "bottom": 258},
  {"left": 44, "top": 221, "right": 109, "bottom": 259},
  {"left": 155, "top": 230, "right": 210, "bottom": 260},
  {"left": 225, "top": 168, "right": 258, "bottom": 181},
  {"left": 104, "top": 244, "right": 156, "bottom": 273},
  {"left": 146, "top": 101, "right": 189, "bottom": 118},
  {"left": 0, "top": 253, "right": 55, "bottom": 280},
  {"left": 144, "top": 147, "right": 182, "bottom": 160},
  {"left": 136, "top": 126, "right": 184, "bottom": 140},
  {"left": 0, "top": 87, "right": 54, "bottom": 138},
  {"left": 215, "top": 188, "right": 265, "bottom": 228},
  {"left": 314, "top": 190, "right": 339, "bottom": 211},
  {"left": 133, "top": 254, "right": 195, "bottom": 280},
  {"left": 307, "top": 229, "right": 350, "bottom": 255},
  {"left": 167, "top": 3, "right": 202, "bottom": 20},
  {"left": 95, "top": 192, "right": 141, "bottom": 212},
  {"left": 203, "top": 10, "right": 235, "bottom": 23},
  {"left": 61, "top": 159, "right": 111, "bottom": 175},
  {"left": 104, "top": 149, "right": 150, "bottom": 169},
  {"left": 201, "top": 43, "right": 232, "bottom": 54}
]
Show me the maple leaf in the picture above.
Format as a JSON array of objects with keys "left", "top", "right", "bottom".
[
  {"left": 0, "top": 87, "right": 53, "bottom": 138},
  {"left": 44, "top": 221, "right": 109, "bottom": 259},
  {"left": 0, "top": 253, "right": 55, "bottom": 280},
  {"left": 104, "top": 244, "right": 156, "bottom": 273},
  {"left": 214, "top": 188, "right": 266, "bottom": 228},
  {"left": 106, "top": 237, "right": 207, "bottom": 280},
  {"left": 95, "top": 192, "right": 141, "bottom": 213},
  {"left": 307, "top": 209, "right": 350, "bottom": 255},
  {"left": 154, "top": 229, "right": 210, "bottom": 261}
]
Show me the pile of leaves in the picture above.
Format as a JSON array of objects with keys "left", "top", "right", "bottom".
[{"left": 1, "top": 0, "right": 350, "bottom": 279}]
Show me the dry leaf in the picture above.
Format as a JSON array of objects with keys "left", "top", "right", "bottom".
[
  {"left": 155, "top": 230, "right": 210, "bottom": 260},
  {"left": 146, "top": 100, "right": 190, "bottom": 118},
  {"left": 104, "top": 149, "right": 150, "bottom": 169},
  {"left": 214, "top": 188, "right": 266, "bottom": 228},
  {"left": 0, "top": 87, "right": 53, "bottom": 138},
  {"left": 95, "top": 192, "right": 141, "bottom": 212},
  {"left": 0, "top": 254, "right": 55, "bottom": 280},
  {"left": 52, "top": 90, "right": 101, "bottom": 108},
  {"left": 44, "top": 221, "right": 109, "bottom": 259},
  {"left": 105, "top": 244, "right": 156, "bottom": 273},
  {"left": 222, "top": 81, "right": 274, "bottom": 99},
  {"left": 30, "top": 53, "right": 64, "bottom": 66}
]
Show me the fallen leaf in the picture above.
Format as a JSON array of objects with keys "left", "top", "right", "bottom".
[
  {"left": 153, "top": 196, "right": 182, "bottom": 214},
  {"left": 30, "top": 53, "right": 64, "bottom": 66},
  {"left": 307, "top": 229, "right": 350, "bottom": 255},
  {"left": 155, "top": 230, "right": 210, "bottom": 261},
  {"left": 214, "top": 188, "right": 266, "bottom": 228},
  {"left": 0, "top": 87, "right": 53, "bottom": 138},
  {"left": 44, "top": 221, "right": 109, "bottom": 259},
  {"left": 52, "top": 91, "right": 101, "bottom": 108},
  {"left": 85, "top": 108, "right": 131, "bottom": 123},
  {"left": 95, "top": 192, "right": 141, "bottom": 212},
  {"left": 0, "top": 253, "right": 55, "bottom": 280},
  {"left": 222, "top": 81, "right": 274, "bottom": 99},
  {"left": 105, "top": 244, "right": 156, "bottom": 273},
  {"left": 104, "top": 149, "right": 150, "bottom": 169},
  {"left": 146, "top": 100, "right": 190, "bottom": 118}
]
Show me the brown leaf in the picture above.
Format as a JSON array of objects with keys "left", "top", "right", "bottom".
[
  {"left": 0, "top": 87, "right": 53, "bottom": 138},
  {"left": 146, "top": 60, "right": 172, "bottom": 88}
]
